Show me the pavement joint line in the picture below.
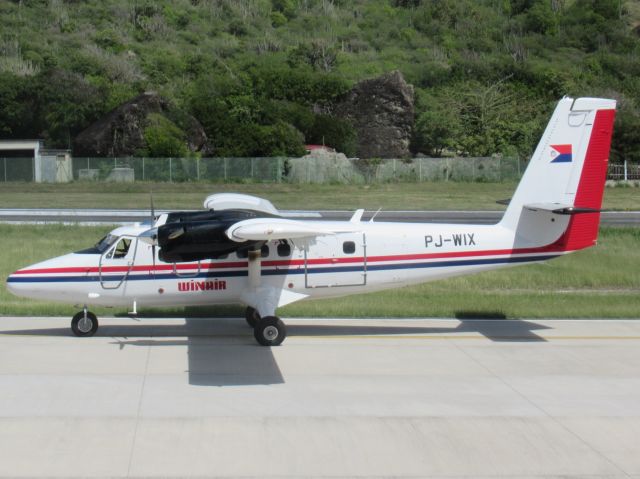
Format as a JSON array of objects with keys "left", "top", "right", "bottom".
[
  {"left": 4, "top": 317, "right": 640, "bottom": 322},
  {"left": 3, "top": 333, "right": 640, "bottom": 341},
  {"left": 449, "top": 334, "right": 634, "bottom": 479},
  {"left": 126, "top": 340, "right": 151, "bottom": 477}
]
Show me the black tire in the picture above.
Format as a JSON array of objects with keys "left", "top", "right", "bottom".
[
  {"left": 245, "top": 306, "right": 261, "bottom": 328},
  {"left": 71, "top": 311, "right": 99, "bottom": 337},
  {"left": 253, "top": 316, "right": 286, "bottom": 347}
]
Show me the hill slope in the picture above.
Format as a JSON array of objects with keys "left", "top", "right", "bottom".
[{"left": 0, "top": 0, "right": 639, "bottom": 160}]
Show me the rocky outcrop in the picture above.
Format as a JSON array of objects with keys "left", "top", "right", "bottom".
[
  {"left": 332, "top": 70, "right": 414, "bottom": 158},
  {"left": 74, "top": 92, "right": 210, "bottom": 157}
]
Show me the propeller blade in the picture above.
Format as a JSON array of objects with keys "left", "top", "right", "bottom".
[
  {"left": 149, "top": 191, "right": 157, "bottom": 268},
  {"left": 150, "top": 190, "right": 156, "bottom": 220}
]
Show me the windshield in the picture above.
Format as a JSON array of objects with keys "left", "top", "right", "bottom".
[
  {"left": 75, "top": 234, "right": 119, "bottom": 255},
  {"left": 95, "top": 234, "right": 119, "bottom": 253}
]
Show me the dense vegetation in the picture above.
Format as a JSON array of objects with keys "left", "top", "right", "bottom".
[{"left": 0, "top": 0, "right": 639, "bottom": 160}]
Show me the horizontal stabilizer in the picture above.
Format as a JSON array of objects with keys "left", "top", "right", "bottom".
[{"left": 524, "top": 203, "right": 601, "bottom": 215}]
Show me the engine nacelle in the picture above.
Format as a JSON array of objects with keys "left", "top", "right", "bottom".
[{"left": 157, "top": 209, "right": 273, "bottom": 263}]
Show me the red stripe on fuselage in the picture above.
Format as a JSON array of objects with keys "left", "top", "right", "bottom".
[{"left": 13, "top": 240, "right": 569, "bottom": 276}]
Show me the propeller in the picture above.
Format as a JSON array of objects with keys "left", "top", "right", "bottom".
[
  {"left": 150, "top": 191, "right": 157, "bottom": 268},
  {"left": 137, "top": 191, "right": 159, "bottom": 267}
]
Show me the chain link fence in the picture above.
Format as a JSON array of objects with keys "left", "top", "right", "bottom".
[
  {"left": 6, "top": 155, "right": 634, "bottom": 184},
  {"left": 1, "top": 157, "right": 35, "bottom": 181},
  {"left": 608, "top": 161, "right": 640, "bottom": 181},
  {"left": 70, "top": 157, "right": 285, "bottom": 183},
  {"left": 2, "top": 155, "right": 638, "bottom": 184},
  {"left": 60, "top": 156, "right": 523, "bottom": 184}
]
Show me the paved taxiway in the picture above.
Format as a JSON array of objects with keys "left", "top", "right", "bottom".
[
  {"left": 1, "top": 317, "right": 640, "bottom": 478},
  {"left": 2, "top": 208, "right": 640, "bottom": 226}
]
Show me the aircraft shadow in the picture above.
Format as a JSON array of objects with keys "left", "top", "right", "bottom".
[{"left": 1, "top": 317, "right": 550, "bottom": 386}]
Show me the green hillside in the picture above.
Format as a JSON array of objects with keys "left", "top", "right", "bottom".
[{"left": 0, "top": 0, "right": 639, "bottom": 159}]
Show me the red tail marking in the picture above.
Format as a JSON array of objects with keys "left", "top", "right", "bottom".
[{"left": 562, "top": 109, "right": 616, "bottom": 251}]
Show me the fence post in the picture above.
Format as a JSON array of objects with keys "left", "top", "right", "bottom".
[
  {"left": 169, "top": 158, "right": 173, "bottom": 182},
  {"left": 142, "top": 158, "right": 145, "bottom": 181},
  {"left": 418, "top": 158, "right": 422, "bottom": 182},
  {"left": 224, "top": 158, "right": 228, "bottom": 181},
  {"left": 624, "top": 159, "right": 628, "bottom": 181},
  {"left": 3, "top": 158, "right": 6, "bottom": 182},
  {"left": 250, "top": 158, "right": 254, "bottom": 179},
  {"left": 196, "top": 158, "right": 200, "bottom": 181}
]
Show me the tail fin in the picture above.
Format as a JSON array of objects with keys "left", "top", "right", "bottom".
[{"left": 500, "top": 97, "right": 616, "bottom": 251}]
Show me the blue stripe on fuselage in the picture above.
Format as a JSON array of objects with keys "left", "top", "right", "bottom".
[{"left": 7, "top": 254, "right": 559, "bottom": 283}]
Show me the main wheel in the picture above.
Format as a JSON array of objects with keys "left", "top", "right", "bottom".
[
  {"left": 245, "top": 306, "right": 261, "bottom": 328},
  {"left": 253, "top": 316, "right": 286, "bottom": 347},
  {"left": 71, "top": 311, "right": 99, "bottom": 337}
]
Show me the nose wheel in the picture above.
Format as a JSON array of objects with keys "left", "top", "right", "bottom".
[
  {"left": 253, "top": 316, "right": 286, "bottom": 346},
  {"left": 71, "top": 310, "right": 99, "bottom": 337}
]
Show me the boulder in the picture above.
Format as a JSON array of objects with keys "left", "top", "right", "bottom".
[
  {"left": 332, "top": 70, "right": 414, "bottom": 158},
  {"left": 74, "top": 92, "right": 210, "bottom": 157}
]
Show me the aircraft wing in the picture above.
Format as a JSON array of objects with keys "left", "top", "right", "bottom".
[{"left": 226, "top": 218, "right": 359, "bottom": 242}]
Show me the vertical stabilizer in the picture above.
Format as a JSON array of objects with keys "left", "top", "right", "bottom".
[{"left": 500, "top": 97, "right": 616, "bottom": 251}]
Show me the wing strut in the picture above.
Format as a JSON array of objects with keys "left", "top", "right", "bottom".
[{"left": 248, "top": 247, "right": 262, "bottom": 289}]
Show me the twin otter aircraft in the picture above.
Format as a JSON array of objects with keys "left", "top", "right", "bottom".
[{"left": 7, "top": 97, "right": 616, "bottom": 346}]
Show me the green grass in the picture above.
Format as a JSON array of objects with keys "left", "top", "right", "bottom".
[
  {"left": 1, "top": 181, "right": 639, "bottom": 211},
  {"left": 1, "top": 224, "right": 639, "bottom": 319}
]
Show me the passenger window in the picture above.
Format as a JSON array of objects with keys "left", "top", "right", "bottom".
[
  {"left": 261, "top": 244, "right": 269, "bottom": 257},
  {"left": 277, "top": 242, "right": 291, "bottom": 257},
  {"left": 107, "top": 238, "right": 131, "bottom": 259},
  {"left": 343, "top": 241, "right": 356, "bottom": 254}
]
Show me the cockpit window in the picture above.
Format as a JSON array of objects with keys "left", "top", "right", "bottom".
[
  {"left": 75, "top": 234, "right": 119, "bottom": 255},
  {"left": 106, "top": 238, "right": 132, "bottom": 259},
  {"left": 95, "top": 234, "right": 119, "bottom": 253}
]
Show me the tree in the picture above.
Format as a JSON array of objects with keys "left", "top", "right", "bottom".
[{"left": 142, "top": 114, "right": 188, "bottom": 157}]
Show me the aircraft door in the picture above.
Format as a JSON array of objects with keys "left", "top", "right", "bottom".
[
  {"left": 304, "top": 233, "right": 367, "bottom": 288},
  {"left": 99, "top": 236, "right": 138, "bottom": 290}
]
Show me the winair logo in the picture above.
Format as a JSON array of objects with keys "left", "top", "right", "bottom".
[
  {"left": 178, "top": 280, "right": 227, "bottom": 292},
  {"left": 550, "top": 144, "right": 572, "bottom": 163}
]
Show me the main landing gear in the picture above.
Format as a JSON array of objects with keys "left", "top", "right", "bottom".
[
  {"left": 71, "top": 307, "right": 99, "bottom": 337},
  {"left": 245, "top": 306, "right": 287, "bottom": 347}
]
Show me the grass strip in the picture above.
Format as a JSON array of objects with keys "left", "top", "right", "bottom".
[{"left": 0, "top": 181, "right": 639, "bottom": 211}]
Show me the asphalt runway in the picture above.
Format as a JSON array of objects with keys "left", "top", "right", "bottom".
[
  {"left": 2, "top": 208, "right": 640, "bottom": 226},
  {"left": 1, "top": 316, "right": 639, "bottom": 478}
]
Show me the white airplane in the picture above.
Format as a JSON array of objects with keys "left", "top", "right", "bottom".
[{"left": 7, "top": 97, "right": 616, "bottom": 346}]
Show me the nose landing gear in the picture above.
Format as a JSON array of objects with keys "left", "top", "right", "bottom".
[{"left": 71, "top": 307, "right": 99, "bottom": 337}]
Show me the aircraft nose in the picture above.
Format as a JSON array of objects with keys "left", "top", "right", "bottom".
[
  {"left": 7, "top": 269, "right": 24, "bottom": 294},
  {"left": 6, "top": 269, "right": 23, "bottom": 296},
  {"left": 6, "top": 266, "right": 42, "bottom": 299}
]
